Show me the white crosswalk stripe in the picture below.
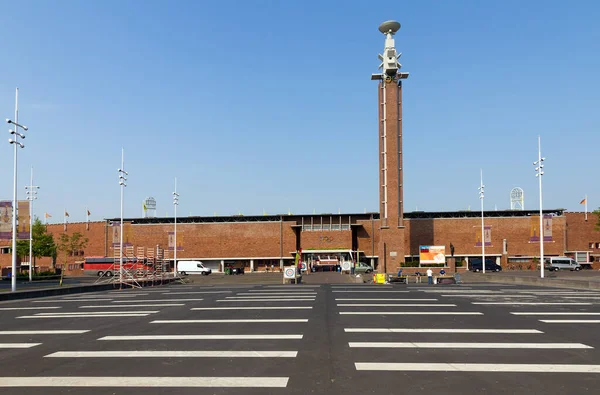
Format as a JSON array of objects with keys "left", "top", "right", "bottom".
[
  {"left": 0, "top": 377, "right": 289, "bottom": 388},
  {"left": 354, "top": 363, "right": 600, "bottom": 373}
]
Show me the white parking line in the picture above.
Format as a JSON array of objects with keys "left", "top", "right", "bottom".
[
  {"left": 34, "top": 311, "right": 158, "bottom": 315},
  {"left": 161, "top": 292, "right": 232, "bottom": 295},
  {"left": 511, "top": 312, "right": 600, "bottom": 316},
  {"left": 217, "top": 299, "right": 315, "bottom": 302},
  {"left": 0, "top": 330, "right": 89, "bottom": 335},
  {"left": 111, "top": 299, "right": 203, "bottom": 303},
  {"left": 0, "top": 307, "right": 61, "bottom": 311},
  {"left": 0, "top": 377, "right": 289, "bottom": 388},
  {"left": 18, "top": 314, "right": 150, "bottom": 319},
  {"left": 332, "top": 291, "right": 409, "bottom": 293},
  {"left": 344, "top": 328, "right": 542, "bottom": 334},
  {"left": 337, "top": 304, "right": 457, "bottom": 307},
  {"left": 33, "top": 299, "right": 114, "bottom": 303},
  {"left": 225, "top": 296, "right": 315, "bottom": 299},
  {"left": 79, "top": 304, "right": 184, "bottom": 308},
  {"left": 235, "top": 293, "right": 317, "bottom": 296},
  {"left": 0, "top": 343, "right": 41, "bottom": 348},
  {"left": 191, "top": 307, "right": 313, "bottom": 310},
  {"left": 99, "top": 334, "right": 303, "bottom": 340},
  {"left": 441, "top": 295, "right": 536, "bottom": 298},
  {"left": 339, "top": 312, "right": 482, "bottom": 315},
  {"left": 540, "top": 320, "right": 600, "bottom": 324},
  {"left": 151, "top": 319, "right": 308, "bottom": 323},
  {"left": 335, "top": 298, "right": 437, "bottom": 301},
  {"left": 46, "top": 351, "right": 298, "bottom": 358},
  {"left": 349, "top": 342, "right": 591, "bottom": 349},
  {"left": 355, "top": 363, "right": 600, "bottom": 373},
  {"left": 472, "top": 302, "right": 592, "bottom": 305}
]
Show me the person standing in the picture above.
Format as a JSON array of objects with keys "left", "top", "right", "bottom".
[{"left": 426, "top": 268, "right": 433, "bottom": 285}]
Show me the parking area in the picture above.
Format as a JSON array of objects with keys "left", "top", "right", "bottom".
[{"left": 1, "top": 282, "right": 600, "bottom": 394}]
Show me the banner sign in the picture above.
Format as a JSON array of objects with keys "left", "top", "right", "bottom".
[{"left": 419, "top": 245, "right": 446, "bottom": 264}]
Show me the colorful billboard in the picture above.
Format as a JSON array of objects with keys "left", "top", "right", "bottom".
[
  {"left": 0, "top": 200, "right": 30, "bottom": 240},
  {"left": 419, "top": 245, "right": 446, "bottom": 264},
  {"left": 530, "top": 215, "right": 553, "bottom": 242}
]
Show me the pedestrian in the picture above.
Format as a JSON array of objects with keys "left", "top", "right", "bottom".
[{"left": 427, "top": 268, "right": 433, "bottom": 285}]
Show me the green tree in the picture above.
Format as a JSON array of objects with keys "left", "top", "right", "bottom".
[
  {"left": 57, "top": 232, "right": 88, "bottom": 286},
  {"left": 594, "top": 208, "right": 600, "bottom": 231},
  {"left": 14, "top": 217, "right": 57, "bottom": 272}
]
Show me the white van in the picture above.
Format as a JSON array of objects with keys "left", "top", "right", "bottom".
[
  {"left": 176, "top": 261, "right": 212, "bottom": 275},
  {"left": 544, "top": 257, "right": 582, "bottom": 272}
]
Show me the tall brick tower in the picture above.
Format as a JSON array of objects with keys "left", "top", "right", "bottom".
[{"left": 371, "top": 21, "right": 409, "bottom": 273}]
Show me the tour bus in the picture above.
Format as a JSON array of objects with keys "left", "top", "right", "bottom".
[{"left": 83, "top": 256, "right": 148, "bottom": 277}]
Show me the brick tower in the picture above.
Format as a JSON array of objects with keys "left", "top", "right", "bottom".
[{"left": 371, "top": 21, "right": 409, "bottom": 273}]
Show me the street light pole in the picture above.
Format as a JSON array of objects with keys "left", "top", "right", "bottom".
[
  {"left": 173, "top": 178, "right": 179, "bottom": 277},
  {"left": 478, "top": 169, "right": 485, "bottom": 274},
  {"left": 7, "top": 88, "right": 28, "bottom": 292},
  {"left": 118, "top": 148, "right": 128, "bottom": 288},
  {"left": 25, "top": 166, "right": 39, "bottom": 282},
  {"left": 534, "top": 136, "right": 545, "bottom": 278}
]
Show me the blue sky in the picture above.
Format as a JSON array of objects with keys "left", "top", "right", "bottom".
[{"left": 1, "top": 0, "right": 598, "bottom": 222}]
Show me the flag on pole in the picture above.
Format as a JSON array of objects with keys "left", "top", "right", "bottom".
[
  {"left": 64, "top": 211, "right": 70, "bottom": 217},
  {"left": 45, "top": 213, "right": 51, "bottom": 218},
  {"left": 143, "top": 202, "right": 147, "bottom": 211},
  {"left": 581, "top": 195, "right": 588, "bottom": 221},
  {"left": 87, "top": 209, "right": 91, "bottom": 216}
]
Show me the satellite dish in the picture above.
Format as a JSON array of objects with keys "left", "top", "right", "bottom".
[{"left": 379, "top": 20, "right": 401, "bottom": 35}]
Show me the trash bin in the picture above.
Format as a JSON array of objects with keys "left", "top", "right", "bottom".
[{"left": 225, "top": 268, "right": 232, "bottom": 275}]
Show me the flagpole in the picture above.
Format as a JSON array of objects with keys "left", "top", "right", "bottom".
[{"left": 585, "top": 195, "right": 588, "bottom": 221}]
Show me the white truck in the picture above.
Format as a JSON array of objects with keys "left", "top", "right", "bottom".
[{"left": 176, "top": 261, "right": 212, "bottom": 275}]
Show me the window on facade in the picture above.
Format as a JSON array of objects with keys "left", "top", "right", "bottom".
[
  {"left": 590, "top": 243, "right": 595, "bottom": 249},
  {"left": 596, "top": 243, "right": 600, "bottom": 249}
]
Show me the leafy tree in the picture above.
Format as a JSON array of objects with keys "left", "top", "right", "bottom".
[
  {"left": 57, "top": 232, "right": 88, "bottom": 286},
  {"left": 594, "top": 208, "right": 600, "bottom": 231},
  {"left": 14, "top": 217, "right": 56, "bottom": 272}
]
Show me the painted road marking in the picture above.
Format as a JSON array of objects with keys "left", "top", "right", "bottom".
[
  {"left": 111, "top": 299, "right": 204, "bottom": 303},
  {"left": 511, "top": 312, "right": 600, "bottom": 316},
  {"left": 332, "top": 291, "right": 409, "bottom": 293},
  {"left": 34, "top": 311, "right": 158, "bottom": 315},
  {"left": 160, "top": 291, "right": 232, "bottom": 295},
  {"left": 33, "top": 299, "right": 114, "bottom": 303},
  {"left": 540, "top": 320, "right": 600, "bottom": 324},
  {"left": 337, "top": 304, "right": 457, "bottom": 307},
  {"left": 99, "top": 334, "right": 303, "bottom": 340},
  {"left": 354, "top": 363, "right": 600, "bottom": 373},
  {"left": 441, "top": 295, "right": 536, "bottom": 298},
  {"left": 0, "top": 377, "right": 289, "bottom": 388},
  {"left": 0, "top": 307, "right": 61, "bottom": 311},
  {"left": 335, "top": 298, "right": 438, "bottom": 301},
  {"left": 191, "top": 307, "right": 313, "bottom": 310},
  {"left": 344, "top": 328, "right": 543, "bottom": 334},
  {"left": 349, "top": 342, "right": 591, "bottom": 349},
  {"left": 79, "top": 304, "right": 184, "bottom": 308},
  {"left": 18, "top": 314, "right": 150, "bottom": 319},
  {"left": 217, "top": 299, "right": 315, "bottom": 302},
  {"left": 0, "top": 330, "right": 90, "bottom": 335},
  {"left": 46, "top": 351, "right": 298, "bottom": 358},
  {"left": 0, "top": 343, "right": 41, "bottom": 348},
  {"left": 339, "top": 312, "right": 482, "bottom": 315},
  {"left": 472, "top": 302, "right": 592, "bottom": 305},
  {"left": 151, "top": 319, "right": 309, "bottom": 323},
  {"left": 235, "top": 293, "right": 317, "bottom": 296}
]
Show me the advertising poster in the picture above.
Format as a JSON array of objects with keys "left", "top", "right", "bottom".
[
  {"left": 420, "top": 245, "right": 446, "bottom": 264},
  {"left": 530, "top": 215, "right": 553, "bottom": 242},
  {"left": 475, "top": 226, "right": 492, "bottom": 247},
  {"left": 0, "top": 201, "right": 12, "bottom": 240}
]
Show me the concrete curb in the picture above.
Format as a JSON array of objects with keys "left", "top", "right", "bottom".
[
  {"left": 0, "top": 278, "right": 177, "bottom": 302},
  {"left": 463, "top": 273, "right": 600, "bottom": 291}
]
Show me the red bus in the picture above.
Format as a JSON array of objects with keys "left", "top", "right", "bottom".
[{"left": 83, "top": 256, "right": 147, "bottom": 277}]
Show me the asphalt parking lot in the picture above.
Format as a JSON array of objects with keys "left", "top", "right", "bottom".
[{"left": 1, "top": 280, "right": 600, "bottom": 394}]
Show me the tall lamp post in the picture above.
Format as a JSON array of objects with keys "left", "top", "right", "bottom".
[
  {"left": 173, "top": 178, "right": 179, "bottom": 277},
  {"left": 118, "top": 149, "right": 128, "bottom": 287},
  {"left": 25, "top": 166, "right": 39, "bottom": 282},
  {"left": 534, "top": 136, "right": 545, "bottom": 278},
  {"left": 478, "top": 169, "right": 485, "bottom": 274},
  {"left": 7, "top": 88, "right": 28, "bottom": 292}
]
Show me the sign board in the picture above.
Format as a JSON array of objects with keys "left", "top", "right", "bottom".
[
  {"left": 375, "top": 273, "right": 386, "bottom": 284},
  {"left": 419, "top": 245, "right": 446, "bottom": 264},
  {"left": 299, "top": 262, "right": 307, "bottom": 271},
  {"left": 341, "top": 261, "right": 351, "bottom": 271},
  {"left": 283, "top": 266, "right": 296, "bottom": 279}
]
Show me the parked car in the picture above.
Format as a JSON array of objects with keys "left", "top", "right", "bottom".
[
  {"left": 544, "top": 257, "right": 581, "bottom": 272},
  {"left": 176, "top": 261, "right": 212, "bottom": 276},
  {"left": 354, "top": 262, "right": 373, "bottom": 274},
  {"left": 469, "top": 258, "right": 502, "bottom": 272}
]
